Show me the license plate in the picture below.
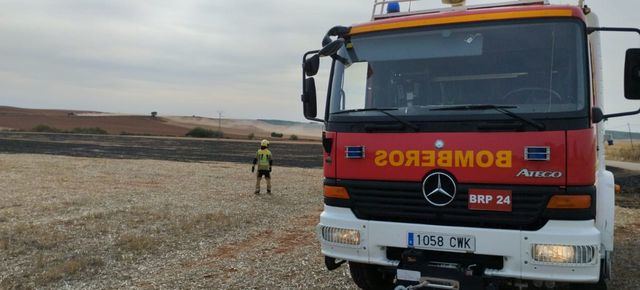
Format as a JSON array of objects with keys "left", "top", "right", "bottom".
[
  {"left": 468, "top": 189, "right": 512, "bottom": 212},
  {"left": 407, "top": 232, "right": 475, "bottom": 252}
]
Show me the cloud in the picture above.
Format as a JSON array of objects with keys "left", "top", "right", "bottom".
[
  {"left": 0, "top": 0, "right": 372, "bottom": 120},
  {"left": 0, "top": 0, "right": 638, "bottom": 129}
]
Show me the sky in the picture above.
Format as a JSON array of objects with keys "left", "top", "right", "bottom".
[{"left": 0, "top": 0, "right": 638, "bottom": 132}]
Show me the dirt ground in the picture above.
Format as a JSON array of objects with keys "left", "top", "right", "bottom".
[
  {"left": 0, "top": 154, "right": 638, "bottom": 289},
  {"left": 0, "top": 154, "right": 355, "bottom": 289}
]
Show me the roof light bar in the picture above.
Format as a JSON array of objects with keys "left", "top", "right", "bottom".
[
  {"left": 442, "top": 0, "right": 466, "bottom": 7},
  {"left": 371, "top": 0, "right": 549, "bottom": 20}
]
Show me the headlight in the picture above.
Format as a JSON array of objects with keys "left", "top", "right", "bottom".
[
  {"left": 532, "top": 244, "right": 598, "bottom": 264},
  {"left": 320, "top": 226, "right": 360, "bottom": 245}
]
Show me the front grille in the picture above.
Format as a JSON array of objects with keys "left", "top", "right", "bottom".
[{"left": 338, "top": 180, "right": 557, "bottom": 230}]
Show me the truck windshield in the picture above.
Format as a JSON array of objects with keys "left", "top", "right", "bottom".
[{"left": 329, "top": 20, "right": 587, "bottom": 119}]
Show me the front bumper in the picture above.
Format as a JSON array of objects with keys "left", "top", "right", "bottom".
[{"left": 317, "top": 205, "right": 601, "bottom": 283}]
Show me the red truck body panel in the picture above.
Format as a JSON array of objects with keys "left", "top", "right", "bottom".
[{"left": 327, "top": 128, "right": 596, "bottom": 187}]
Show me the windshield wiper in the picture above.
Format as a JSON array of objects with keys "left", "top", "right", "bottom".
[
  {"left": 430, "top": 104, "right": 545, "bottom": 130},
  {"left": 332, "top": 107, "right": 398, "bottom": 114},
  {"left": 332, "top": 107, "right": 419, "bottom": 131}
]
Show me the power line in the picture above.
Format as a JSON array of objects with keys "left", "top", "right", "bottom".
[
  {"left": 216, "top": 110, "right": 224, "bottom": 138},
  {"left": 629, "top": 123, "right": 635, "bottom": 149}
]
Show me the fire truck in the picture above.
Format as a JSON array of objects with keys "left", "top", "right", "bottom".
[{"left": 300, "top": 0, "right": 640, "bottom": 289}]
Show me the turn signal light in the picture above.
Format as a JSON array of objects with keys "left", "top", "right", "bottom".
[
  {"left": 547, "top": 195, "right": 591, "bottom": 209},
  {"left": 324, "top": 186, "right": 350, "bottom": 199}
]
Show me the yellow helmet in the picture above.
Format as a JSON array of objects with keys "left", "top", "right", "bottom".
[{"left": 261, "top": 139, "right": 269, "bottom": 147}]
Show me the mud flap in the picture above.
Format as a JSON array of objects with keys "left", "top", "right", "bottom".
[{"left": 395, "top": 249, "right": 485, "bottom": 290}]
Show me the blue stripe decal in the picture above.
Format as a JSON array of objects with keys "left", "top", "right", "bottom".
[
  {"left": 345, "top": 146, "right": 365, "bottom": 159},
  {"left": 407, "top": 232, "right": 414, "bottom": 247},
  {"left": 525, "top": 146, "right": 550, "bottom": 161},
  {"left": 527, "top": 147, "right": 548, "bottom": 153},
  {"left": 527, "top": 153, "right": 548, "bottom": 159}
]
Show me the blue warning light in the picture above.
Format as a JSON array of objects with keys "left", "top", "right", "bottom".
[{"left": 387, "top": 2, "right": 400, "bottom": 13}]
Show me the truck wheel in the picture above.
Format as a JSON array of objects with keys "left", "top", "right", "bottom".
[
  {"left": 348, "top": 262, "right": 394, "bottom": 290},
  {"left": 571, "top": 262, "right": 607, "bottom": 290},
  {"left": 571, "top": 280, "right": 607, "bottom": 290}
]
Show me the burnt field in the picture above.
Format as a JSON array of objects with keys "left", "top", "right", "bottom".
[
  {"left": 609, "top": 167, "right": 640, "bottom": 209},
  {"left": 1, "top": 132, "right": 639, "bottom": 194},
  {"left": 2, "top": 132, "right": 640, "bottom": 197},
  {"left": 0, "top": 132, "right": 323, "bottom": 168}
]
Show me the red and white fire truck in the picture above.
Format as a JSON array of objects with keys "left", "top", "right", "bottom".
[{"left": 301, "top": 0, "right": 640, "bottom": 289}]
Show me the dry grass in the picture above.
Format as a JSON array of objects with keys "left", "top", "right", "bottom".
[
  {"left": 179, "top": 212, "right": 233, "bottom": 234},
  {"left": 606, "top": 141, "right": 640, "bottom": 162},
  {"left": 611, "top": 207, "right": 640, "bottom": 290},
  {"left": 0, "top": 154, "right": 637, "bottom": 289},
  {"left": 38, "top": 256, "right": 104, "bottom": 284},
  {"left": 0, "top": 154, "right": 351, "bottom": 289},
  {"left": 115, "top": 234, "right": 157, "bottom": 253}
]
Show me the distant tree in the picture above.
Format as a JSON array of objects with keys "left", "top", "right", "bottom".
[
  {"left": 248, "top": 133, "right": 255, "bottom": 140},
  {"left": 151, "top": 111, "right": 158, "bottom": 118},
  {"left": 271, "top": 132, "right": 283, "bottom": 138},
  {"left": 32, "top": 124, "right": 62, "bottom": 133},
  {"left": 186, "top": 127, "right": 222, "bottom": 138},
  {"left": 289, "top": 135, "right": 299, "bottom": 141}
]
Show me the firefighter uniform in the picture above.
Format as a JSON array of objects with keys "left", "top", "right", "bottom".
[{"left": 253, "top": 140, "right": 273, "bottom": 194}]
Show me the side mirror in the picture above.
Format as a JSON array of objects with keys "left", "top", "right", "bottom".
[
  {"left": 302, "top": 77, "right": 317, "bottom": 119},
  {"left": 592, "top": 107, "right": 604, "bottom": 123},
  {"left": 319, "top": 39, "right": 345, "bottom": 57},
  {"left": 600, "top": 48, "right": 640, "bottom": 120},
  {"left": 304, "top": 54, "right": 320, "bottom": 76},
  {"left": 625, "top": 48, "right": 640, "bottom": 99}
]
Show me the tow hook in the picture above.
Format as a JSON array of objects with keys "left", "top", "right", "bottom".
[
  {"left": 395, "top": 249, "right": 486, "bottom": 289},
  {"left": 394, "top": 279, "right": 458, "bottom": 290},
  {"left": 465, "top": 264, "right": 478, "bottom": 277},
  {"left": 324, "top": 256, "right": 346, "bottom": 271},
  {"left": 394, "top": 280, "right": 498, "bottom": 290}
]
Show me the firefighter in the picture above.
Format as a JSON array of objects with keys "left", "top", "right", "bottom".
[{"left": 252, "top": 139, "right": 272, "bottom": 194}]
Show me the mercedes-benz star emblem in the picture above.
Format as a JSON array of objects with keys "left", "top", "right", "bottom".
[
  {"left": 422, "top": 172, "right": 457, "bottom": 207},
  {"left": 435, "top": 139, "right": 444, "bottom": 149}
]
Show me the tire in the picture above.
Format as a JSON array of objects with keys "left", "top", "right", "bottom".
[
  {"left": 570, "top": 264, "right": 607, "bottom": 290},
  {"left": 571, "top": 279, "right": 607, "bottom": 290},
  {"left": 348, "top": 262, "right": 395, "bottom": 290}
]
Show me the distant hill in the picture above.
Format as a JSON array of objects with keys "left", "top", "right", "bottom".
[
  {"left": 0, "top": 106, "right": 322, "bottom": 141},
  {"left": 257, "top": 119, "right": 300, "bottom": 126},
  {"left": 164, "top": 116, "right": 322, "bottom": 140},
  {"left": 606, "top": 130, "right": 640, "bottom": 140},
  {"left": 0, "top": 106, "right": 188, "bottom": 136}
]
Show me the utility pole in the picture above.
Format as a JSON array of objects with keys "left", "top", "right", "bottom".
[
  {"left": 628, "top": 123, "right": 634, "bottom": 150},
  {"left": 217, "top": 110, "right": 224, "bottom": 138}
]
